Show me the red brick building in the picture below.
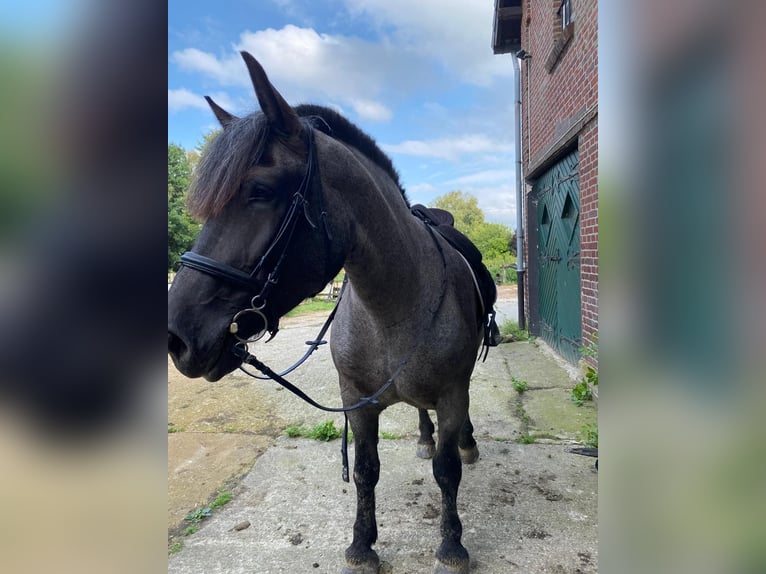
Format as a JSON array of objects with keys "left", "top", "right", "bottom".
[{"left": 493, "top": 0, "right": 598, "bottom": 364}]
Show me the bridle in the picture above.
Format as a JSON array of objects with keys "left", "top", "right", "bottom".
[
  {"left": 175, "top": 117, "right": 456, "bottom": 482},
  {"left": 177, "top": 118, "right": 394, "bottom": 482},
  {"left": 179, "top": 118, "right": 329, "bottom": 345}
]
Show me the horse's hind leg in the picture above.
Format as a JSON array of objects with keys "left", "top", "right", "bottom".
[
  {"left": 342, "top": 408, "right": 382, "bottom": 574},
  {"left": 458, "top": 414, "right": 479, "bottom": 464},
  {"left": 432, "top": 397, "right": 471, "bottom": 574},
  {"left": 416, "top": 408, "right": 436, "bottom": 459}
]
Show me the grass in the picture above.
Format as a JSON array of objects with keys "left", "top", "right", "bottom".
[
  {"left": 511, "top": 376, "right": 528, "bottom": 393},
  {"left": 513, "top": 392, "right": 535, "bottom": 444},
  {"left": 580, "top": 423, "right": 598, "bottom": 448},
  {"left": 284, "top": 420, "right": 345, "bottom": 442},
  {"left": 379, "top": 431, "right": 399, "bottom": 440},
  {"left": 569, "top": 380, "right": 593, "bottom": 406},
  {"left": 185, "top": 507, "right": 212, "bottom": 523},
  {"left": 499, "top": 320, "right": 530, "bottom": 342},
  {"left": 210, "top": 490, "right": 233, "bottom": 509},
  {"left": 284, "top": 424, "right": 304, "bottom": 438},
  {"left": 168, "top": 423, "right": 184, "bottom": 433},
  {"left": 169, "top": 541, "right": 184, "bottom": 554},
  {"left": 183, "top": 488, "right": 234, "bottom": 534},
  {"left": 285, "top": 298, "right": 336, "bottom": 317}
]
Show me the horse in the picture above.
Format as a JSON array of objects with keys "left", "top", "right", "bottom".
[{"left": 168, "top": 51, "right": 497, "bottom": 574}]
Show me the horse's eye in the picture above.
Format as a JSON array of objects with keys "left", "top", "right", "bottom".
[{"left": 244, "top": 182, "right": 275, "bottom": 203}]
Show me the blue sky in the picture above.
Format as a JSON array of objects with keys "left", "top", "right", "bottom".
[{"left": 168, "top": 0, "right": 519, "bottom": 228}]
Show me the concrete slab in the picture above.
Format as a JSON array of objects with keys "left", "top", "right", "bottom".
[
  {"left": 170, "top": 439, "right": 597, "bottom": 574},
  {"left": 168, "top": 305, "right": 598, "bottom": 573}
]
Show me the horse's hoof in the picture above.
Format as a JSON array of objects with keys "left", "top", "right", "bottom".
[
  {"left": 342, "top": 550, "right": 380, "bottom": 574},
  {"left": 416, "top": 442, "right": 436, "bottom": 459},
  {"left": 459, "top": 445, "right": 479, "bottom": 464},
  {"left": 433, "top": 559, "right": 469, "bottom": 574}
]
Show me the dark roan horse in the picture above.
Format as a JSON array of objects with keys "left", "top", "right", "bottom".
[{"left": 168, "top": 52, "right": 498, "bottom": 574}]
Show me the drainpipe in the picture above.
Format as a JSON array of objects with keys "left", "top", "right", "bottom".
[{"left": 512, "top": 52, "right": 526, "bottom": 330}]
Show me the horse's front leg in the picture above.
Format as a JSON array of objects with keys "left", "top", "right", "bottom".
[
  {"left": 342, "top": 407, "right": 382, "bottom": 574},
  {"left": 432, "top": 395, "right": 471, "bottom": 574}
]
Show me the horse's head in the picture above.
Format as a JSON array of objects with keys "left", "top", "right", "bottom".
[{"left": 168, "top": 52, "right": 343, "bottom": 381}]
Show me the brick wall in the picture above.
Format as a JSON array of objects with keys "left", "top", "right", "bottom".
[{"left": 520, "top": 0, "right": 598, "bottom": 364}]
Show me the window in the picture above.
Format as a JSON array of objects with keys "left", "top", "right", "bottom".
[{"left": 559, "top": 0, "right": 574, "bottom": 29}]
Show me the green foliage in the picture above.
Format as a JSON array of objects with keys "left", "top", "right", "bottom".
[
  {"left": 584, "top": 366, "right": 598, "bottom": 387},
  {"left": 574, "top": 333, "right": 598, "bottom": 404},
  {"left": 379, "top": 431, "right": 398, "bottom": 440},
  {"left": 511, "top": 377, "right": 529, "bottom": 393},
  {"left": 579, "top": 335, "right": 599, "bottom": 359},
  {"left": 284, "top": 424, "right": 303, "bottom": 438},
  {"left": 580, "top": 423, "right": 598, "bottom": 448},
  {"left": 284, "top": 298, "right": 337, "bottom": 317},
  {"left": 167, "top": 423, "right": 184, "bottom": 433},
  {"left": 517, "top": 434, "right": 537, "bottom": 444},
  {"left": 579, "top": 334, "right": 598, "bottom": 385},
  {"left": 184, "top": 488, "right": 233, "bottom": 532},
  {"left": 306, "top": 420, "right": 342, "bottom": 441},
  {"left": 500, "top": 320, "right": 529, "bottom": 341},
  {"left": 485, "top": 258, "right": 517, "bottom": 284},
  {"left": 431, "top": 191, "right": 515, "bottom": 267},
  {"left": 185, "top": 507, "right": 212, "bottom": 523},
  {"left": 168, "top": 143, "right": 201, "bottom": 271},
  {"left": 210, "top": 490, "right": 233, "bottom": 509},
  {"left": 570, "top": 380, "right": 593, "bottom": 406},
  {"left": 470, "top": 221, "right": 515, "bottom": 260},
  {"left": 432, "top": 191, "right": 484, "bottom": 231},
  {"left": 285, "top": 420, "right": 343, "bottom": 441},
  {"left": 169, "top": 541, "right": 184, "bottom": 554}
]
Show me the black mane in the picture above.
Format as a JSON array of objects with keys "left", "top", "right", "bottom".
[
  {"left": 294, "top": 104, "right": 407, "bottom": 202},
  {"left": 187, "top": 104, "right": 406, "bottom": 219}
]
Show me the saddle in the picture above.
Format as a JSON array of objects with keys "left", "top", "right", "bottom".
[{"left": 411, "top": 204, "right": 502, "bottom": 356}]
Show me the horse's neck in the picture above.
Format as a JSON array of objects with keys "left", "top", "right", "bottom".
[{"left": 324, "top": 145, "right": 431, "bottom": 321}]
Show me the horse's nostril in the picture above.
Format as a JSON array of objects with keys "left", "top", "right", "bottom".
[{"left": 167, "top": 330, "right": 187, "bottom": 360}]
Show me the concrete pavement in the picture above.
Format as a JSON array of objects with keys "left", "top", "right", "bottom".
[{"left": 168, "top": 299, "right": 597, "bottom": 573}]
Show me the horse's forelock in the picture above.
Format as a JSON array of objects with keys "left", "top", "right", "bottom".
[
  {"left": 186, "top": 105, "right": 408, "bottom": 220},
  {"left": 187, "top": 114, "right": 270, "bottom": 220}
]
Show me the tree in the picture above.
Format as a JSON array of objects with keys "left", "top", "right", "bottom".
[
  {"left": 471, "top": 221, "right": 514, "bottom": 260},
  {"left": 168, "top": 143, "right": 201, "bottom": 271},
  {"left": 430, "top": 191, "right": 516, "bottom": 281},
  {"left": 432, "top": 191, "right": 485, "bottom": 234}
]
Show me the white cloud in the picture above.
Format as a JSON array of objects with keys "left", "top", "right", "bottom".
[
  {"left": 383, "top": 135, "right": 512, "bottom": 161},
  {"left": 406, "top": 182, "right": 439, "bottom": 200},
  {"left": 168, "top": 88, "right": 236, "bottom": 114},
  {"left": 168, "top": 88, "right": 207, "bottom": 112},
  {"left": 172, "top": 48, "right": 246, "bottom": 86},
  {"left": 342, "top": 0, "right": 511, "bottom": 86},
  {"left": 446, "top": 169, "right": 515, "bottom": 187},
  {"left": 472, "top": 185, "right": 518, "bottom": 228},
  {"left": 349, "top": 99, "right": 392, "bottom": 122},
  {"left": 171, "top": 25, "right": 424, "bottom": 122}
]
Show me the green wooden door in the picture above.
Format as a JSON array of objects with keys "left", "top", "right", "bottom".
[{"left": 534, "top": 149, "right": 581, "bottom": 363}]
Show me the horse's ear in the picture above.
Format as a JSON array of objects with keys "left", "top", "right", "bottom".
[
  {"left": 240, "top": 51, "right": 301, "bottom": 138},
  {"left": 204, "top": 96, "right": 237, "bottom": 128}
]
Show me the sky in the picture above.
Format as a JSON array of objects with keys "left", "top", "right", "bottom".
[{"left": 168, "top": 0, "right": 520, "bottom": 228}]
